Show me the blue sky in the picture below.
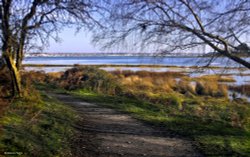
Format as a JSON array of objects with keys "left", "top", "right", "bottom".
[{"left": 44, "top": 28, "right": 101, "bottom": 53}]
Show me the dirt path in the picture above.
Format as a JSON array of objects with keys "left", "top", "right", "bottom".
[{"left": 50, "top": 93, "right": 203, "bottom": 157}]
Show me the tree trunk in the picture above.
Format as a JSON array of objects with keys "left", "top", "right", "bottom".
[
  {"left": 16, "top": 36, "right": 25, "bottom": 70},
  {"left": 15, "top": 49, "right": 23, "bottom": 71},
  {"left": 4, "top": 55, "right": 22, "bottom": 97}
]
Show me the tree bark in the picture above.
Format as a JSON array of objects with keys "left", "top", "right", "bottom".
[
  {"left": 4, "top": 55, "right": 22, "bottom": 97},
  {"left": 16, "top": 46, "right": 24, "bottom": 70}
]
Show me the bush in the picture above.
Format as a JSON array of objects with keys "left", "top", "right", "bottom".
[{"left": 58, "top": 66, "right": 120, "bottom": 95}]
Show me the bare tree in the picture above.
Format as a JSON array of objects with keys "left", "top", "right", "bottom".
[
  {"left": 0, "top": 0, "right": 100, "bottom": 97},
  {"left": 93, "top": 0, "right": 250, "bottom": 69}
]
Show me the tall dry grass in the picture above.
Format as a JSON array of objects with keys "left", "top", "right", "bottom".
[
  {"left": 115, "top": 70, "right": 229, "bottom": 99},
  {"left": 195, "top": 75, "right": 236, "bottom": 82},
  {"left": 195, "top": 81, "right": 228, "bottom": 97}
]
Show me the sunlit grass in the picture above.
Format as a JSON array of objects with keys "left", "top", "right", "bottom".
[{"left": 0, "top": 91, "right": 77, "bottom": 156}]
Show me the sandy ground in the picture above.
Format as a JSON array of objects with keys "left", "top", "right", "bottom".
[{"left": 50, "top": 93, "right": 203, "bottom": 157}]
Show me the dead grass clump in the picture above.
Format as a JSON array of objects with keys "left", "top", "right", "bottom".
[
  {"left": 218, "top": 76, "right": 236, "bottom": 82},
  {"left": 121, "top": 76, "right": 153, "bottom": 92},
  {"left": 195, "top": 81, "right": 228, "bottom": 97},
  {"left": 121, "top": 75, "right": 175, "bottom": 93},
  {"left": 111, "top": 70, "right": 185, "bottom": 78},
  {"left": 160, "top": 83, "right": 174, "bottom": 93},
  {"left": 177, "top": 80, "right": 196, "bottom": 94},
  {"left": 196, "top": 75, "right": 236, "bottom": 82}
]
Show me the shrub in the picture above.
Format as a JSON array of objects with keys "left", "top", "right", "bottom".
[{"left": 58, "top": 66, "right": 120, "bottom": 95}]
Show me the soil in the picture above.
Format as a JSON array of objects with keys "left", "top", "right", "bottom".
[{"left": 50, "top": 93, "right": 203, "bottom": 157}]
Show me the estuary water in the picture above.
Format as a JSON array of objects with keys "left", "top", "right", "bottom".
[{"left": 24, "top": 56, "right": 250, "bottom": 67}]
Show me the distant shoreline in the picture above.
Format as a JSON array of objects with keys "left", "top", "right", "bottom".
[{"left": 23, "top": 64, "right": 248, "bottom": 70}]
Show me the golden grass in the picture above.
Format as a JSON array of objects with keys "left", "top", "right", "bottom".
[
  {"left": 195, "top": 75, "right": 236, "bottom": 82},
  {"left": 195, "top": 81, "right": 228, "bottom": 97},
  {"left": 111, "top": 69, "right": 230, "bottom": 99},
  {"left": 111, "top": 70, "right": 186, "bottom": 78}
]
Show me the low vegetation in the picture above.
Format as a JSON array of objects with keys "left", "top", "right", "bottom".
[
  {"left": 195, "top": 74, "right": 236, "bottom": 83},
  {"left": 1, "top": 66, "right": 250, "bottom": 156},
  {"left": 0, "top": 70, "right": 77, "bottom": 156},
  {"left": 32, "top": 66, "right": 250, "bottom": 156}
]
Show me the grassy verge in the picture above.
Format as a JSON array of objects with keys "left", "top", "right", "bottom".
[
  {"left": 0, "top": 91, "right": 77, "bottom": 157},
  {"left": 69, "top": 89, "right": 250, "bottom": 157}
]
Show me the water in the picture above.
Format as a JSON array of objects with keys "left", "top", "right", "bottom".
[{"left": 24, "top": 56, "right": 250, "bottom": 67}]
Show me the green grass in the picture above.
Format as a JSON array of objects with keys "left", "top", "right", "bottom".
[
  {"left": 0, "top": 91, "right": 77, "bottom": 157},
  {"left": 69, "top": 89, "right": 250, "bottom": 156}
]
